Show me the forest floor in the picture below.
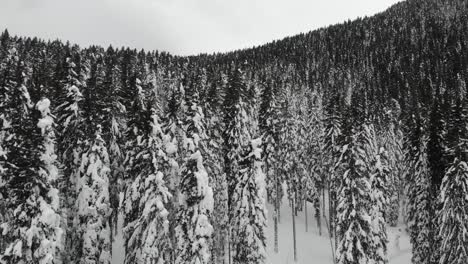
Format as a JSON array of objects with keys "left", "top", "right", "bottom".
[
  {"left": 111, "top": 190, "right": 412, "bottom": 264},
  {"left": 265, "top": 194, "right": 412, "bottom": 264}
]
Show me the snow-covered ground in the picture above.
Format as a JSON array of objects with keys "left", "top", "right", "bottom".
[
  {"left": 112, "top": 191, "right": 412, "bottom": 264},
  {"left": 265, "top": 192, "right": 411, "bottom": 264}
]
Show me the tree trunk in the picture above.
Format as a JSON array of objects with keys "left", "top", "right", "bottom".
[
  {"left": 276, "top": 174, "right": 281, "bottom": 224},
  {"left": 315, "top": 196, "right": 322, "bottom": 236},
  {"left": 305, "top": 199, "right": 308, "bottom": 232},
  {"left": 274, "top": 169, "right": 279, "bottom": 253},
  {"left": 292, "top": 198, "right": 297, "bottom": 262}
]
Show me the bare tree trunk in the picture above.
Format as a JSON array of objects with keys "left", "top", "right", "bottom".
[
  {"left": 305, "top": 199, "right": 308, "bottom": 232},
  {"left": 328, "top": 175, "right": 333, "bottom": 239},
  {"left": 292, "top": 198, "right": 297, "bottom": 262},
  {"left": 228, "top": 228, "right": 231, "bottom": 264},
  {"left": 322, "top": 187, "right": 326, "bottom": 217},
  {"left": 274, "top": 212, "right": 279, "bottom": 253},
  {"left": 276, "top": 174, "right": 281, "bottom": 224},
  {"left": 274, "top": 169, "right": 279, "bottom": 253},
  {"left": 315, "top": 195, "right": 322, "bottom": 236}
]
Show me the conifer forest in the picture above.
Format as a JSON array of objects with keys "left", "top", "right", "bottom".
[{"left": 1, "top": 0, "right": 468, "bottom": 263}]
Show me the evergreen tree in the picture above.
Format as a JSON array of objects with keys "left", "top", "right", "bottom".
[
  {"left": 55, "top": 65, "right": 86, "bottom": 262},
  {"left": 336, "top": 92, "right": 381, "bottom": 264},
  {"left": 0, "top": 85, "right": 62, "bottom": 263},
  {"left": 223, "top": 67, "right": 253, "bottom": 262},
  {"left": 322, "top": 90, "right": 342, "bottom": 239},
  {"left": 335, "top": 123, "right": 374, "bottom": 264},
  {"left": 230, "top": 138, "right": 267, "bottom": 264},
  {"left": 380, "top": 101, "right": 405, "bottom": 227},
  {"left": 436, "top": 98, "right": 468, "bottom": 264},
  {"left": 201, "top": 73, "right": 229, "bottom": 264},
  {"left": 123, "top": 106, "right": 172, "bottom": 264},
  {"left": 0, "top": 43, "right": 18, "bottom": 253},
  {"left": 258, "top": 80, "right": 280, "bottom": 204},
  {"left": 76, "top": 125, "right": 112, "bottom": 264},
  {"left": 174, "top": 83, "right": 214, "bottom": 264},
  {"left": 259, "top": 79, "right": 282, "bottom": 253},
  {"left": 406, "top": 139, "right": 432, "bottom": 264},
  {"left": 366, "top": 124, "right": 389, "bottom": 264}
]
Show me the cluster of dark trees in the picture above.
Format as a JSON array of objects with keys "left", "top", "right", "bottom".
[{"left": 1, "top": 0, "right": 468, "bottom": 263}]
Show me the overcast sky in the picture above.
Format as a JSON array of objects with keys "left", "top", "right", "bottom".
[{"left": 0, "top": 0, "right": 402, "bottom": 56}]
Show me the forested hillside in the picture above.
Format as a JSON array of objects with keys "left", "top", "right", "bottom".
[{"left": 1, "top": 0, "right": 468, "bottom": 263}]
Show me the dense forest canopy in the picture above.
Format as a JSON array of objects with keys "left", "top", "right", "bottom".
[{"left": 1, "top": 0, "right": 468, "bottom": 263}]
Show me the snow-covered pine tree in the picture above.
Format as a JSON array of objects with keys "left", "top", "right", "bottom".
[
  {"left": 174, "top": 82, "right": 214, "bottom": 264},
  {"left": 122, "top": 72, "right": 150, "bottom": 236},
  {"left": 436, "top": 98, "right": 468, "bottom": 264},
  {"left": 321, "top": 89, "right": 342, "bottom": 239},
  {"left": 0, "top": 72, "right": 62, "bottom": 264},
  {"left": 162, "top": 81, "right": 185, "bottom": 193},
  {"left": 303, "top": 91, "right": 324, "bottom": 234},
  {"left": 230, "top": 138, "right": 267, "bottom": 264},
  {"left": 34, "top": 97, "right": 63, "bottom": 263},
  {"left": 76, "top": 125, "right": 112, "bottom": 264},
  {"left": 161, "top": 82, "right": 184, "bottom": 263},
  {"left": 259, "top": 79, "right": 282, "bottom": 254},
  {"left": 280, "top": 94, "right": 301, "bottom": 259},
  {"left": 259, "top": 79, "right": 280, "bottom": 205},
  {"left": 223, "top": 67, "right": 253, "bottom": 262},
  {"left": 55, "top": 56, "right": 87, "bottom": 262},
  {"left": 336, "top": 94, "right": 375, "bottom": 264},
  {"left": 406, "top": 138, "right": 432, "bottom": 264},
  {"left": 200, "top": 71, "right": 229, "bottom": 264},
  {"left": 0, "top": 45, "right": 18, "bottom": 251},
  {"left": 123, "top": 104, "right": 172, "bottom": 264},
  {"left": 365, "top": 123, "right": 389, "bottom": 264},
  {"left": 380, "top": 100, "right": 405, "bottom": 227},
  {"left": 101, "top": 47, "right": 126, "bottom": 240}
]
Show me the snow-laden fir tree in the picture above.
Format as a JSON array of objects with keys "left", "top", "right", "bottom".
[
  {"left": 259, "top": 79, "right": 282, "bottom": 253},
  {"left": 303, "top": 91, "right": 325, "bottom": 234},
  {"left": 380, "top": 100, "right": 405, "bottom": 227},
  {"left": 55, "top": 82, "right": 85, "bottom": 262},
  {"left": 436, "top": 98, "right": 468, "bottom": 264},
  {"left": 76, "top": 125, "right": 112, "bottom": 264},
  {"left": 101, "top": 47, "right": 127, "bottom": 240},
  {"left": 335, "top": 126, "right": 374, "bottom": 264},
  {"left": 174, "top": 83, "right": 213, "bottom": 264},
  {"left": 123, "top": 105, "right": 172, "bottom": 264},
  {"left": 122, "top": 75, "right": 150, "bottom": 240},
  {"left": 406, "top": 138, "right": 432, "bottom": 264},
  {"left": 437, "top": 158, "right": 468, "bottom": 264},
  {"left": 0, "top": 86, "right": 62, "bottom": 263},
  {"left": 335, "top": 93, "right": 376, "bottom": 264},
  {"left": 321, "top": 89, "right": 342, "bottom": 239},
  {"left": 230, "top": 138, "right": 267, "bottom": 264},
  {"left": 0, "top": 45, "right": 18, "bottom": 253},
  {"left": 200, "top": 72, "right": 229, "bottom": 264},
  {"left": 365, "top": 124, "right": 389, "bottom": 264},
  {"left": 223, "top": 67, "right": 253, "bottom": 261},
  {"left": 259, "top": 80, "right": 280, "bottom": 204},
  {"left": 161, "top": 83, "right": 184, "bottom": 263}
]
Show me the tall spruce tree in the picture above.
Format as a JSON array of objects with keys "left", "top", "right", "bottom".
[
  {"left": 436, "top": 98, "right": 468, "bottom": 264},
  {"left": 406, "top": 138, "right": 432, "bottom": 264},
  {"left": 123, "top": 104, "right": 172, "bottom": 264},
  {"left": 76, "top": 125, "right": 112, "bottom": 264},
  {"left": 230, "top": 138, "right": 267, "bottom": 264},
  {"left": 0, "top": 76, "right": 62, "bottom": 263},
  {"left": 55, "top": 56, "right": 87, "bottom": 262},
  {"left": 174, "top": 83, "right": 214, "bottom": 264},
  {"left": 336, "top": 92, "right": 379, "bottom": 264},
  {"left": 223, "top": 67, "right": 253, "bottom": 262}
]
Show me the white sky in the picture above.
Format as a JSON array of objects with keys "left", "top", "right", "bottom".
[{"left": 0, "top": 0, "right": 403, "bottom": 56}]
